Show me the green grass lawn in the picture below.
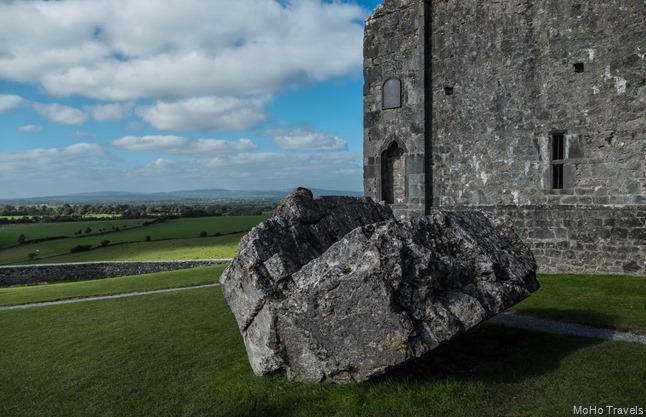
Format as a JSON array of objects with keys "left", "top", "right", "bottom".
[
  {"left": 1, "top": 286, "right": 644, "bottom": 417},
  {"left": 511, "top": 274, "right": 646, "bottom": 335},
  {"left": 0, "top": 215, "right": 268, "bottom": 264},
  {"left": 0, "top": 265, "right": 227, "bottom": 307}
]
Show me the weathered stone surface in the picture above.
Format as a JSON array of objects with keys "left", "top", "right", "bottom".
[
  {"left": 221, "top": 188, "right": 393, "bottom": 375},
  {"left": 221, "top": 188, "right": 538, "bottom": 383},
  {"left": 363, "top": 0, "right": 646, "bottom": 276}
]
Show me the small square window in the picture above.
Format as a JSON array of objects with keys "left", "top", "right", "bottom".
[
  {"left": 573, "top": 63, "right": 584, "bottom": 73},
  {"left": 444, "top": 86, "right": 454, "bottom": 96}
]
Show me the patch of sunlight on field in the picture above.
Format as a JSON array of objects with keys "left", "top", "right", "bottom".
[
  {"left": 1, "top": 216, "right": 266, "bottom": 264},
  {"left": 20, "top": 234, "right": 243, "bottom": 264},
  {"left": 115, "top": 238, "right": 240, "bottom": 260}
]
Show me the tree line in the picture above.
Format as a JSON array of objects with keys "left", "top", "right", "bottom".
[{"left": 0, "top": 201, "right": 276, "bottom": 224}]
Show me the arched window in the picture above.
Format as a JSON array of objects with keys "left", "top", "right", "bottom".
[
  {"left": 382, "top": 78, "right": 401, "bottom": 109},
  {"left": 381, "top": 141, "right": 405, "bottom": 204}
]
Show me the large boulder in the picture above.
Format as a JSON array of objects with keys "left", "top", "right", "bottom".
[{"left": 221, "top": 188, "right": 538, "bottom": 383}]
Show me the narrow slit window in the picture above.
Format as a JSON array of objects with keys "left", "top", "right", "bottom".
[
  {"left": 551, "top": 132, "right": 565, "bottom": 190},
  {"left": 573, "top": 62, "right": 584, "bottom": 73},
  {"left": 552, "top": 165, "right": 564, "bottom": 189},
  {"left": 552, "top": 134, "right": 564, "bottom": 160}
]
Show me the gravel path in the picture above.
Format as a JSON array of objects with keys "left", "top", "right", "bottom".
[
  {"left": 489, "top": 312, "right": 646, "bottom": 345},
  {"left": 2, "top": 289, "right": 645, "bottom": 345},
  {"left": 0, "top": 283, "right": 220, "bottom": 311}
]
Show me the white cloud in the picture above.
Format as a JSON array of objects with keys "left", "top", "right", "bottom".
[
  {"left": 0, "top": 0, "right": 367, "bottom": 101},
  {"left": 86, "top": 102, "right": 134, "bottom": 121},
  {"left": 74, "top": 130, "right": 96, "bottom": 138},
  {"left": 33, "top": 102, "right": 87, "bottom": 125},
  {"left": 0, "top": 143, "right": 107, "bottom": 179},
  {"left": 125, "top": 121, "right": 146, "bottom": 131},
  {"left": 266, "top": 128, "right": 348, "bottom": 151},
  {"left": 0, "top": 94, "right": 27, "bottom": 113},
  {"left": 0, "top": 1, "right": 369, "bottom": 198},
  {"left": 131, "top": 151, "right": 363, "bottom": 191},
  {"left": 18, "top": 124, "right": 43, "bottom": 133},
  {"left": 0, "top": 145, "right": 362, "bottom": 198},
  {"left": 135, "top": 96, "right": 268, "bottom": 131},
  {"left": 112, "top": 135, "right": 258, "bottom": 156},
  {"left": 62, "top": 143, "right": 107, "bottom": 157},
  {"left": 0, "top": 143, "right": 114, "bottom": 198},
  {"left": 0, "top": 143, "right": 106, "bottom": 163},
  {"left": 0, "top": 1, "right": 109, "bottom": 83}
]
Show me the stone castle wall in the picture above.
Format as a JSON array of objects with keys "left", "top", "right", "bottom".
[
  {"left": 0, "top": 259, "right": 230, "bottom": 287},
  {"left": 474, "top": 206, "right": 646, "bottom": 275},
  {"left": 431, "top": 0, "right": 645, "bottom": 208},
  {"left": 363, "top": 0, "right": 646, "bottom": 275}
]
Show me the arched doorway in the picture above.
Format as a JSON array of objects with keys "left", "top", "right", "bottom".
[{"left": 381, "top": 141, "right": 405, "bottom": 205}]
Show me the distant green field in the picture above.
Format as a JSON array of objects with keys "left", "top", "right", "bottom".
[
  {"left": 0, "top": 215, "right": 268, "bottom": 265},
  {"left": 0, "top": 219, "right": 144, "bottom": 249},
  {"left": 19, "top": 233, "right": 245, "bottom": 264}
]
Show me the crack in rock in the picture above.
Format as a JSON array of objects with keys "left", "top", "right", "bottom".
[{"left": 221, "top": 188, "right": 538, "bottom": 383}]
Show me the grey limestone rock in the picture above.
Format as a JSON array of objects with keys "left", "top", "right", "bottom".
[{"left": 220, "top": 188, "right": 538, "bottom": 383}]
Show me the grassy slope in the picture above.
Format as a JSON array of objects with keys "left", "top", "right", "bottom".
[
  {"left": 0, "top": 265, "right": 226, "bottom": 306},
  {"left": 1, "top": 287, "right": 644, "bottom": 417},
  {"left": 0, "top": 215, "right": 268, "bottom": 264},
  {"left": 511, "top": 274, "right": 646, "bottom": 335},
  {"left": 17, "top": 233, "right": 244, "bottom": 264},
  {"left": 0, "top": 219, "right": 143, "bottom": 249}
]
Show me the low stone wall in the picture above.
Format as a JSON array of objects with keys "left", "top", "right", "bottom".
[
  {"left": 470, "top": 206, "right": 646, "bottom": 276},
  {"left": 0, "top": 259, "right": 231, "bottom": 287}
]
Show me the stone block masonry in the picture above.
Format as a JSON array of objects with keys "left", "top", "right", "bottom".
[
  {"left": 0, "top": 259, "right": 230, "bottom": 287},
  {"left": 428, "top": 0, "right": 645, "bottom": 209},
  {"left": 472, "top": 206, "right": 646, "bottom": 276},
  {"left": 363, "top": 0, "right": 645, "bottom": 276}
]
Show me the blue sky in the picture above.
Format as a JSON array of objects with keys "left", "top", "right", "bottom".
[{"left": 0, "top": 0, "right": 382, "bottom": 199}]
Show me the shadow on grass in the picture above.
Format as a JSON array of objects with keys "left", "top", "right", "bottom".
[
  {"left": 510, "top": 307, "right": 620, "bottom": 331},
  {"left": 210, "top": 310, "right": 616, "bottom": 417},
  {"left": 204, "top": 309, "right": 635, "bottom": 417},
  {"left": 375, "top": 309, "right": 613, "bottom": 385}
]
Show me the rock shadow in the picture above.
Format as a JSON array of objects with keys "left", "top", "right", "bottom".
[
  {"left": 374, "top": 309, "right": 614, "bottom": 384},
  {"left": 509, "top": 308, "right": 621, "bottom": 333}
]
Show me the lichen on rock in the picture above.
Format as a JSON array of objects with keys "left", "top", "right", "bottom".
[{"left": 220, "top": 188, "right": 538, "bottom": 383}]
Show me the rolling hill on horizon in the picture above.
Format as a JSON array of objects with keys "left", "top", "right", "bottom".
[{"left": 0, "top": 188, "right": 364, "bottom": 205}]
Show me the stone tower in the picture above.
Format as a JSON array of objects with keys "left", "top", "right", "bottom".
[
  {"left": 364, "top": 0, "right": 646, "bottom": 275},
  {"left": 363, "top": 0, "right": 431, "bottom": 219}
]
